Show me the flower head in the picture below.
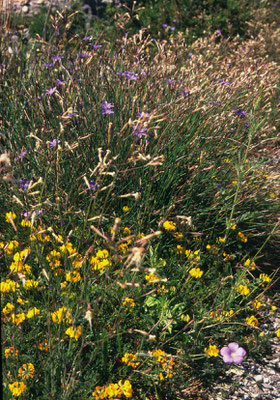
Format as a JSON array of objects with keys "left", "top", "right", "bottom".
[
  {"left": 220, "top": 342, "right": 246, "bottom": 364},
  {"left": 205, "top": 344, "right": 219, "bottom": 357},
  {"left": 101, "top": 101, "right": 114, "bottom": 115},
  {"left": 45, "top": 87, "right": 57, "bottom": 95}
]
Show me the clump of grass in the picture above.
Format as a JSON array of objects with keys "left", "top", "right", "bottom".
[{"left": 1, "top": 6, "right": 279, "bottom": 400}]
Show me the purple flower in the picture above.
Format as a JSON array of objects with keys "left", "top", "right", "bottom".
[
  {"left": 165, "top": 78, "right": 178, "bottom": 84},
  {"left": 162, "top": 24, "right": 168, "bottom": 28},
  {"left": 101, "top": 101, "right": 114, "bottom": 115},
  {"left": 216, "top": 29, "right": 222, "bottom": 35},
  {"left": 188, "top": 52, "right": 193, "bottom": 57},
  {"left": 15, "top": 150, "right": 27, "bottom": 161},
  {"left": 19, "top": 178, "right": 30, "bottom": 191},
  {"left": 170, "top": 26, "right": 175, "bottom": 31},
  {"left": 173, "top": 19, "right": 178, "bottom": 23},
  {"left": 43, "top": 63, "right": 54, "bottom": 68},
  {"left": 137, "top": 111, "right": 150, "bottom": 119},
  {"left": 89, "top": 180, "right": 100, "bottom": 191},
  {"left": 234, "top": 108, "right": 246, "bottom": 118},
  {"left": 45, "top": 87, "right": 57, "bottom": 95},
  {"left": 77, "top": 52, "right": 89, "bottom": 58},
  {"left": 52, "top": 55, "right": 63, "bottom": 61},
  {"left": 220, "top": 342, "right": 246, "bottom": 364},
  {"left": 91, "top": 44, "right": 102, "bottom": 49},
  {"left": 132, "top": 125, "right": 148, "bottom": 138},
  {"left": 49, "top": 138, "right": 61, "bottom": 147},
  {"left": 83, "top": 35, "right": 92, "bottom": 41},
  {"left": 55, "top": 79, "right": 67, "bottom": 85},
  {"left": 117, "top": 71, "right": 137, "bottom": 81}
]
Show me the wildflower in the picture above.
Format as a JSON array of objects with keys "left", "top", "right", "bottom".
[
  {"left": 123, "top": 206, "right": 130, "bottom": 212},
  {"left": 65, "top": 270, "right": 81, "bottom": 282},
  {"left": 162, "top": 24, "right": 168, "bottom": 28},
  {"left": 189, "top": 267, "right": 203, "bottom": 278},
  {"left": 204, "top": 345, "right": 219, "bottom": 357},
  {"left": 123, "top": 297, "right": 135, "bottom": 312},
  {"left": 218, "top": 236, "right": 226, "bottom": 243},
  {"left": 26, "top": 307, "right": 40, "bottom": 318},
  {"left": 17, "top": 298, "right": 28, "bottom": 305},
  {"left": 11, "top": 313, "right": 26, "bottom": 326},
  {"left": 4, "top": 347, "right": 19, "bottom": 358},
  {"left": 49, "top": 138, "right": 61, "bottom": 147},
  {"left": 246, "top": 315, "right": 259, "bottom": 326},
  {"left": 21, "top": 219, "right": 31, "bottom": 227},
  {"left": 1, "top": 279, "right": 19, "bottom": 293},
  {"left": 101, "top": 101, "right": 114, "bottom": 115},
  {"left": 237, "top": 232, "right": 247, "bottom": 243},
  {"left": 251, "top": 300, "right": 261, "bottom": 309},
  {"left": 38, "top": 339, "right": 49, "bottom": 351},
  {"left": 55, "top": 78, "right": 67, "bottom": 85},
  {"left": 5, "top": 211, "right": 16, "bottom": 223},
  {"left": 9, "top": 381, "right": 27, "bottom": 397},
  {"left": 234, "top": 109, "right": 246, "bottom": 118},
  {"left": 51, "top": 306, "right": 72, "bottom": 324},
  {"left": 220, "top": 342, "right": 246, "bottom": 364},
  {"left": 15, "top": 150, "right": 27, "bottom": 161},
  {"left": 259, "top": 273, "right": 271, "bottom": 283},
  {"left": 2, "top": 302, "right": 14, "bottom": 316},
  {"left": 45, "top": 87, "right": 57, "bottom": 95},
  {"left": 276, "top": 329, "right": 280, "bottom": 337},
  {"left": 145, "top": 272, "right": 160, "bottom": 282},
  {"left": 236, "top": 285, "right": 250, "bottom": 295},
  {"left": 18, "top": 363, "right": 35, "bottom": 379},
  {"left": 122, "top": 353, "right": 140, "bottom": 368},
  {"left": 19, "top": 178, "right": 30, "bottom": 190},
  {"left": 23, "top": 280, "right": 39, "bottom": 289},
  {"left": 174, "top": 232, "right": 183, "bottom": 239},
  {"left": 65, "top": 325, "right": 82, "bottom": 340},
  {"left": 132, "top": 124, "right": 148, "bottom": 138},
  {"left": 244, "top": 258, "right": 256, "bottom": 270},
  {"left": 175, "top": 244, "right": 184, "bottom": 254},
  {"left": 163, "top": 220, "right": 176, "bottom": 231}
]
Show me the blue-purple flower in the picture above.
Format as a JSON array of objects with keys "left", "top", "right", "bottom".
[
  {"left": 45, "top": 87, "right": 57, "bottom": 95},
  {"left": 19, "top": 178, "right": 30, "bottom": 191},
  {"left": 132, "top": 125, "right": 148, "bottom": 138},
  {"left": 49, "top": 139, "right": 61, "bottom": 148},
  {"left": 234, "top": 108, "right": 246, "bottom": 118},
  {"left": 101, "top": 101, "right": 114, "bottom": 115},
  {"left": 55, "top": 79, "right": 67, "bottom": 85}
]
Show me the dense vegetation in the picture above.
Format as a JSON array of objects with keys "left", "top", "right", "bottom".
[{"left": 1, "top": 1, "right": 279, "bottom": 399}]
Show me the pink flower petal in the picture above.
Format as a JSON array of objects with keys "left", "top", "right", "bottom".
[
  {"left": 228, "top": 342, "right": 239, "bottom": 352},
  {"left": 236, "top": 347, "right": 246, "bottom": 357},
  {"left": 220, "top": 346, "right": 231, "bottom": 356},
  {"left": 233, "top": 356, "right": 244, "bottom": 364}
]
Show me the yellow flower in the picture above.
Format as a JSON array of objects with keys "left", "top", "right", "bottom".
[
  {"left": 38, "top": 339, "right": 49, "bottom": 351},
  {"left": 181, "top": 314, "right": 190, "bottom": 322},
  {"left": 123, "top": 206, "right": 130, "bottom": 212},
  {"left": 0, "top": 279, "right": 19, "bottom": 293},
  {"left": 6, "top": 212, "right": 16, "bottom": 223},
  {"left": 2, "top": 302, "right": 14, "bottom": 316},
  {"left": 17, "top": 298, "right": 28, "bottom": 305},
  {"left": 237, "top": 284, "right": 250, "bottom": 295},
  {"left": 4, "top": 347, "right": 19, "bottom": 358},
  {"left": 4, "top": 240, "right": 19, "bottom": 255},
  {"left": 65, "top": 325, "right": 82, "bottom": 340},
  {"left": 51, "top": 306, "right": 72, "bottom": 324},
  {"left": 251, "top": 300, "right": 261, "bottom": 309},
  {"left": 65, "top": 270, "right": 82, "bottom": 282},
  {"left": 230, "top": 222, "right": 237, "bottom": 230},
  {"left": 26, "top": 307, "right": 40, "bottom": 319},
  {"left": 174, "top": 232, "right": 183, "bottom": 239},
  {"left": 259, "top": 273, "right": 271, "bottom": 283},
  {"left": 276, "top": 328, "right": 280, "bottom": 337},
  {"left": 21, "top": 219, "right": 31, "bottom": 227},
  {"left": 244, "top": 258, "right": 256, "bottom": 270},
  {"left": 204, "top": 344, "right": 219, "bottom": 357},
  {"left": 18, "top": 363, "right": 35, "bottom": 379},
  {"left": 189, "top": 267, "right": 203, "bottom": 278},
  {"left": 9, "top": 381, "right": 27, "bottom": 397},
  {"left": 118, "top": 379, "right": 133, "bottom": 398},
  {"left": 237, "top": 232, "right": 247, "bottom": 243},
  {"left": 121, "top": 353, "right": 140, "bottom": 368},
  {"left": 246, "top": 315, "right": 259, "bottom": 326},
  {"left": 175, "top": 245, "right": 184, "bottom": 254},
  {"left": 218, "top": 236, "right": 226, "bottom": 243},
  {"left": 163, "top": 220, "right": 176, "bottom": 231},
  {"left": 23, "top": 280, "right": 39, "bottom": 289},
  {"left": 11, "top": 313, "right": 26, "bottom": 326}
]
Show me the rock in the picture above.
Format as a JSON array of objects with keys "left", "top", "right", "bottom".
[{"left": 254, "top": 375, "right": 263, "bottom": 383}]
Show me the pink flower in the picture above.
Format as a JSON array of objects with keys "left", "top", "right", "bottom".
[{"left": 220, "top": 342, "right": 246, "bottom": 364}]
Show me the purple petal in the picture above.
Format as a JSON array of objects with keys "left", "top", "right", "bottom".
[
  {"left": 222, "top": 354, "right": 234, "bottom": 363},
  {"left": 233, "top": 356, "right": 245, "bottom": 364},
  {"left": 228, "top": 342, "right": 239, "bottom": 352},
  {"left": 235, "top": 347, "right": 246, "bottom": 357},
  {"left": 220, "top": 347, "right": 231, "bottom": 356}
]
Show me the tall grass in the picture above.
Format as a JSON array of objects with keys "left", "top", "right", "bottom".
[{"left": 1, "top": 6, "right": 279, "bottom": 400}]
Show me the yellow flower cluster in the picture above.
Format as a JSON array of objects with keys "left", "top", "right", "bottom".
[
  {"left": 26, "top": 307, "right": 40, "bottom": 319},
  {"left": 237, "top": 284, "right": 250, "bottom": 295},
  {"left": 2, "top": 302, "right": 14, "bottom": 319},
  {"left": 2, "top": 240, "right": 19, "bottom": 255},
  {"left": 21, "top": 219, "right": 31, "bottom": 227},
  {"left": 206, "top": 244, "right": 219, "bottom": 254},
  {"left": 0, "top": 279, "right": 19, "bottom": 293},
  {"left": 65, "top": 325, "right": 82, "bottom": 340},
  {"left": 92, "top": 380, "right": 133, "bottom": 399},
  {"left": 90, "top": 249, "right": 111, "bottom": 273},
  {"left": 5, "top": 211, "right": 16, "bottom": 223},
  {"left": 30, "top": 225, "right": 51, "bottom": 242},
  {"left": 9, "top": 381, "right": 27, "bottom": 397},
  {"left": 237, "top": 232, "right": 247, "bottom": 243},
  {"left": 246, "top": 315, "right": 259, "bottom": 326},
  {"left": 204, "top": 344, "right": 219, "bottom": 357},
  {"left": 210, "top": 309, "right": 234, "bottom": 321},
  {"left": 51, "top": 306, "right": 72, "bottom": 324},
  {"left": 145, "top": 272, "right": 160, "bottom": 282},
  {"left": 122, "top": 297, "right": 135, "bottom": 312},
  {"left": 175, "top": 245, "right": 184, "bottom": 254},
  {"left": 251, "top": 300, "right": 261, "bottom": 309},
  {"left": 11, "top": 312, "right": 26, "bottom": 326},
  {"left": 18, "top": 363, "right": 35, "bottom": 379},
  {"left": 152, "top": 349, "right": 175, "bottom": 378},
  {"left": 163, "top": 220, "right": 176, "bottom": 231},
  {"left": 4, "top": 347, "right": 19, "bottom": 359},
  {"left": 185, "top": 249, "right": 200, "bottom": 264},
  {"left": 23, "top": 279, "right": 39, "bottom": 290},
  {"left": 10, "top": 248, "right": 31, "bottom": 275},
  {"left": 121, "top": 352, "right": 140, "bottom": 368},
  {"left": 244, "top": 259, "right": 256, "bottom": 270},
  {"left": 181, "top": 314, "right": 190, "bottom": 322},
  {"left": 276, "top": 329, "right": 280, "bottom": 337},
  {"left": 259, "top": 273, "right": 271, "bottom": 283},
  {"left": 65, "top": 270, "right": 82, "bottom": 283},
  {"left": 189, "top": 267, "right": 203, "bottom": 278},
  {"left": 38, "top": 339, "right": 49, "bottom": 351}
]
